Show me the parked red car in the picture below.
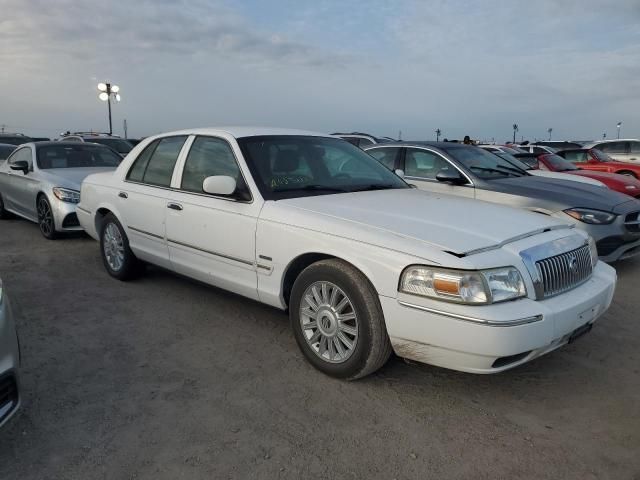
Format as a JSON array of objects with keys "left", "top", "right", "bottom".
[
  {"left": 557, "top": 148, "right": 640, "bottom": 179},
  {"left": 515, "top": 153, "right": 640, "bottom": 198}
]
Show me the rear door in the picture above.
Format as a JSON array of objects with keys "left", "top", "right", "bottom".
[
  {"left": 402, "top": 147, "right": 475, "bottom": 198},
  {"left": 119, "top": 135, "right": 189, "bottom": 268}
]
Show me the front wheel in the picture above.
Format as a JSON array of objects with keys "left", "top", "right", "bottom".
[
  {"left": 100, "top": 213, "right": 143, "bottom": 280},
  {"left": 37, "top": 195, "right": 57, "bottom": 239},
  {"left": 290, "top": 259, "right": 392, "bottom": 380}
]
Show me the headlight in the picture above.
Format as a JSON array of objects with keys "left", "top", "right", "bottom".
[
  {"left": 564, "top": 208, "right": 616, "bottom": 225},
  {"left": 399, "top": 266, "right": 526, "bottom": 305},
  {"left": 588, "top": 236, "right": 599, "bottom": 267},
  {"left": 52, "top": 187, "right": 80, "bottom": 203}
]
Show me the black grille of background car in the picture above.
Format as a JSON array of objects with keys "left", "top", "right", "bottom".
[
  {"left": 62, "top": 213, "right": 80, "bottom": 228},
  {"left": 536, "top": 244, "right": 593, "bottom": 298},
  {"left": 0, "top": 373, "right": 18, "bottom": 423},
  {"left": 624, "top": 212, "right": 640, "bottom": 233}
]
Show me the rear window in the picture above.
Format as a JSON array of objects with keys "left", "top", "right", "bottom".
[{"left": 36, "top": 144, "right": 122, "bottom": 169}]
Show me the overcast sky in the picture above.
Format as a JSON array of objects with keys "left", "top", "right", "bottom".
[{"left": 1, "top": 0, "right": 639, "bottom": 141}]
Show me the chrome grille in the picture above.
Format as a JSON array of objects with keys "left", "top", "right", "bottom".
[{"left": 535, "top": 244, "right": 592, "bottom": 298}]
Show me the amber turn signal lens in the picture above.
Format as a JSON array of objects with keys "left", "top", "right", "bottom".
[{"left": 433, "top": 276, "right": 460, "bottom": 295}]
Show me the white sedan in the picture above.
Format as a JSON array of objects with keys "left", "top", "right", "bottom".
[{"left": 77, "top": 128, "right": 617, "bottom": 379}]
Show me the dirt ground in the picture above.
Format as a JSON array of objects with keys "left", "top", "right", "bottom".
[{"left": 0, "top": 217, "right": 639, "bottom": 479}]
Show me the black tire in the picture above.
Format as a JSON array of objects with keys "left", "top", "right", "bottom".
[
  {"left": 36, "top": 195, "right": 57, "bottom": 239},
  {"left": 99, "top": 213, "right": 143, "bottom": 280},
  {"left": 0, "top": 193, "right": 12, "bottom": 219},
  {"left": 289, "top": 259, "right": 392, "bottom": 380}
]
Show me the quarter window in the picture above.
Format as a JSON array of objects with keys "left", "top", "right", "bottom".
[
  {"left": 404, "top": 148, "right": 451, "bottom": 179},
  {"left": 127, "top": 140, "right": 159, "bottom": 182},
  {"left": 357, "top": 137, "right": 374, "bottom": 147},
  {"left": 368, "top": 147, "right": 399, "bottom": 170},
  {"left": 181, "top": 137, "right": 241, "bottom": 194},
  {"left": 630, "top": 142, "right": 640, "bottom": 154}
]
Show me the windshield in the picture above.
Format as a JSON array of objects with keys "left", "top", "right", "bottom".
[
  {"left": 237, "top": 135, "right": 409, "bottom": 200},
  {"left": 37, "top": 144, "right": 123, "bottom": 169},
  {"left": 494, "top": 152, "right": 534, "bottom": 170},
  {"left": 0, "top": 145, "right": 16, "bottom": 160},
  {"left": 542, "top": 154, "right": 579, "bottom": 172},
  {"left": 443, "top": 145, "right": 527, "bottom": 179},
  {"left": 88, "top": 138, "right": 133, "bottom": 154},
  {"left": 591, "top": 148, "right": 613, "bottom": 162}
]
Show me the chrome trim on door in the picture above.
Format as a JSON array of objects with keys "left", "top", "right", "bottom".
[
  {"left": 128, "top": 226, "right": 164, "bottom": 240},
  {"left": 167, "top": 238, "right": 254, "bottom": 266},
  {"left": 397, "top": 300, "right": 543, "bottom": 327}
]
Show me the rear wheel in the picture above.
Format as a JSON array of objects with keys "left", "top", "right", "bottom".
[
  {"left": 290, "top": 259, "right": 392, "bottom": 380},
  {"left": 37, "top": 195, "right": 57, "bottom": 239},
  {"left": 100, "top": 213, "right": 143, "bottom": 280}
]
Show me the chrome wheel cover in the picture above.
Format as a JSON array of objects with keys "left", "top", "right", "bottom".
[
  {"left": 37, "top": 197, "right": 54, "bottom": 236},
  {"left": 300, "top": 281, "right": 358, "bottom": 364},
  {"left": 103, "top": 223, "right": 125, "bottom": 272}
]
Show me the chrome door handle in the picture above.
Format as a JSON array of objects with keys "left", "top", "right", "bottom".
[
  {"left": 167, "top": 202, "right": 183, "bottom": 211},
  {"left": 118, "top": 191, "right": 128, "bottom": 199}
]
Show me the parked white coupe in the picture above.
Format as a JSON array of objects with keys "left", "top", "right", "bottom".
[{"left": 77, "top": 128, "right": 617, "bottom": 379}]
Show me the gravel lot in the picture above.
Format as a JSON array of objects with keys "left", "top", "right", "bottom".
[{"left": 0, "top": 217, "right": 639, "bottom": 480}]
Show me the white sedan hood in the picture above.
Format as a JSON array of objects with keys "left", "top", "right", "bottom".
[{"left": 263, "top": 188, "right": 570, "bottom": 257}]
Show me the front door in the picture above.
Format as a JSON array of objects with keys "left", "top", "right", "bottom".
[{"left": 166, "top": 135, "right": 260, "bottom": 301}]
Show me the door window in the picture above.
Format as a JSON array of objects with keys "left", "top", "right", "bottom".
[
  {"left": 630, "top": 142, "right": 640, "bottom": 154},
  {"left": 404, "top": 148, "right": 452, "bottom": 179},
  {"left": 181, "top": 136, "right": 242, "bottom": 194},
  {"left": 599, "top": 141, "right": 627, "bottom": 154},
  {"left": 368, "top": 147, "right": 400, "bottom": 170},
  {"left": 127, "top": 136, "right": 187, "bottom": 187},
  {"left": 8, "top": 147, "right": 32, "bottom": 169},
  {"left": 357, "top": 137, "right": 375, "bottom": 148}
]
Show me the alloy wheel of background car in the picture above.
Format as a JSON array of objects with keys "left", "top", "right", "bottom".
[
  {"left": 299, "top": 281, "right": 359, "bottom": 364},
  {"left": 37, "top": 196, "right": 57, "bottom": 239},
  {"left": 290, "top": 259, "right": 392, "bottom": 380},
  {"left": 99, "top": 213, "right": 143, "bottom": 281}
]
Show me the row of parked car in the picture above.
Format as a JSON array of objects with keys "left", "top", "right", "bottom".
[{"left": 0, "top": 126, "right": 635, "bottom": 426}]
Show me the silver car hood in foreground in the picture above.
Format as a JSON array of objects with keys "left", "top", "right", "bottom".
[
  {"left": 267, "top": 188, "right": 570, "bottom": 257},
  {"left": 39, "top": 167, "right": 117, "bottom": 190}
]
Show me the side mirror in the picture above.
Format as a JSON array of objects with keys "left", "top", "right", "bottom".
[
  {"left": 10, "top": 160, "right": 29, "bottom": 174},
  {"left": 202, "top": 175, "right": 236, "bottom": 196},
  {"left": 435, "top": 169, "right": 466, "bottom": 185},
  {"left": 394, "top": 169, "right": 405, "bottom": 178}
]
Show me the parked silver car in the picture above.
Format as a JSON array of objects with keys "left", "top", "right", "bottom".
[
  {"left": 0, "top": 276, "right": 20, "bottom": 428},
  {"left": 0, "top": 142, "right": 121, "bottom": 239},
  {"left": 583, "top": 139, "right": 640, "bottom": 164}
]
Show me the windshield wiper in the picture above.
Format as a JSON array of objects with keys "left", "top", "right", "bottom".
[
  {"left": 349, "top": 184, "right": 397, "bottom": 192},
  {"left": 272, "top": 184, "right": 348, "bottom": 193}
]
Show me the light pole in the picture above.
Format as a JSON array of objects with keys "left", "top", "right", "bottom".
[
  {"left": 512, "top": 123, "right": 519, "bottom": 144},
  {"left": 617, "top": 122, "right": 622, "bottom": 139},
  {"left": 435, "top": 128, "right": 441, "bottom": 141},
  {"left": 97, "top": 82, "right": 121, "bottom": 135},
  {"left": 547, "top": 127, "right": 553, "bottom": 140}
]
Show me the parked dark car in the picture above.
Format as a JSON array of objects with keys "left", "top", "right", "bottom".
[
  {"left": 364, "top": 142, "right": 640, "bottom": 262},
  {"left": 0, "top": 144, "right": 17, "bottom": 161},
  {"left": 0, "top": 134, "right": 33, "bottom": 146}
]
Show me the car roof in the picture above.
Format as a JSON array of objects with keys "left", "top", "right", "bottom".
[
  {"left": 586, "top": 139, "right": 639, "bottom": 144},
  {"left": 153, "top": 127, "right": 331, "bottom": 139},
  {"left": 365, "top": 141, "right": 469, "bottom": 149},
  {"left": 33, "top": 141, "right": 113, "bottom": 148}
]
